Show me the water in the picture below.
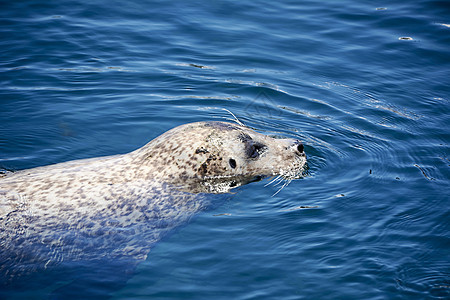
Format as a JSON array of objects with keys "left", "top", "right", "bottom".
[{"left": 1, "top": 0, "right": 449, "bottom": 299}]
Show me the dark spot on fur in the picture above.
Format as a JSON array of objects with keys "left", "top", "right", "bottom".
[
  {"left": 206, "top": 154, "right": 216, "bottom": 162},
  {"left": 198, "top": 162, "right": 208, "bottom": 175},
  {"left": 229, "top": 159, "right": 236, "bottom": 169},
  {"left": 238, "top": 133, "right": 252, "bottom": 142},
  {"left": 204, "top": 121, "right": 240, "bottom": 131},
  {"left": 195, "top": 147, "right": 209, "bottom": 154}
]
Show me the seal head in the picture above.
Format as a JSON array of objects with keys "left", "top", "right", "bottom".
[{"left": 134, "top": 121, "right": 306, "bottom": 192}]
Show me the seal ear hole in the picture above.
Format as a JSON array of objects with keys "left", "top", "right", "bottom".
[{"left": 229, "top": 158, "right": 236, "bottom": 169}]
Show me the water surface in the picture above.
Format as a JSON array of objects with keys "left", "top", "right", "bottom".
[{"left": 1, "top": 0, "right": 449, "bottom": 299}]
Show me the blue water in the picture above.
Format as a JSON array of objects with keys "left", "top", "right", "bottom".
[{"left": 1, "top": 0, "right": 449, "bottom": 299}]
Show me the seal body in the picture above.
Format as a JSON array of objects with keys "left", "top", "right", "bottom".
[{"left": 0, "top": 121, "right": 306, "bottom": 288}]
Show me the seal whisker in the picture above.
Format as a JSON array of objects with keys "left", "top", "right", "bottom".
[
  {"left": 273, "top": 177, "right": 287, "bottom": 187},
  {"left": 275, "top": 173, "right": 296, "bottom": 196},
  {"left": 264, "top": 175, "right": 283, "bottom": 187},
  {"left": 221, "top": 108, "right": 246, "bottom": 127},
  {"left": 270, "top": 157, "right": 304, "bottom": 196},
  {"left": 272, "top": 178, "right": 291, "bottom": 197},
  {"left": 264, "top": 175, "right": 279, "bottom": 186}
]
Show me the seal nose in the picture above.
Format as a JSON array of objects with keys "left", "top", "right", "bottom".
[
  {"left": 293, "top": 141, "right": 306, "bottom": 156},
  {"left": 297, "top": 143, "right": 304, "bottom": 153}
]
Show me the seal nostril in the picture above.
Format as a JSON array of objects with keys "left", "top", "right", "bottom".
[{"left": 297, "top": 143, "right": 304, "bottom": 153}]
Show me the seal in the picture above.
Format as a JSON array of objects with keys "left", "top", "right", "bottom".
[{"left": 0, "top": 121, "right": 306, "bottom": 291}]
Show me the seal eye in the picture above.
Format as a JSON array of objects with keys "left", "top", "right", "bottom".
[
  {"left": 247, "top": 142, "right": 266, "bottom": 159},
  {"left": 229, "top": 158, "right": 236, "bottom": 169}
]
